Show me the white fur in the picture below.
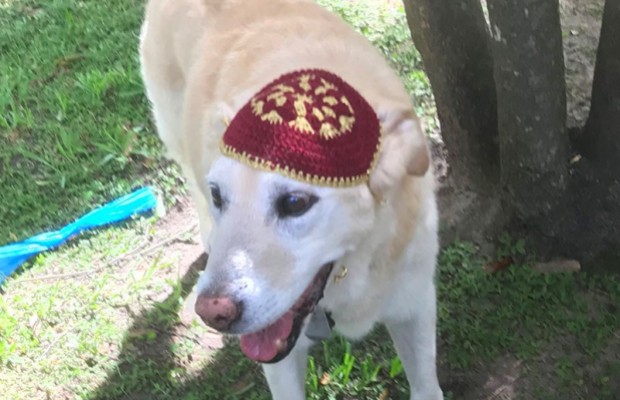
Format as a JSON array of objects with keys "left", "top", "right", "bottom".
[{"left": 140, "top": 1, "right": 443, "bottom": 398}]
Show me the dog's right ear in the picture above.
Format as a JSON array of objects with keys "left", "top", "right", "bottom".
[{"left": 368, "top": 108, "right": 430, "bottom": 196}]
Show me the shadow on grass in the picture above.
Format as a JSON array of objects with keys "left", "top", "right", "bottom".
[
  {"left": 80, "top": 249, "right": 540, "bottom": 400},
  {"left": 85, "top": 251, "right": 409, "bottom": 400},
  {"left": 86, "top": 246, "right": 620, "bottom": 400},
  {"left": 87, "top": 253, "right": 268, "bottom": 400},
  {"left": 83, "top": 252, "right": 439, "bottom": 400}
]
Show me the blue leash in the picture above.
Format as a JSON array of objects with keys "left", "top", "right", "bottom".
[{"left": 0, "top": 187, "right": 158, "bottom": 285}]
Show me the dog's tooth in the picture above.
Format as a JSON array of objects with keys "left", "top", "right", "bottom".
[{"left": 274, "top": 339, "right": 285, "bottom": 351}]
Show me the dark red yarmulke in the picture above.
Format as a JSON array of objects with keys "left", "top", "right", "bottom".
[{"left": 220, "top": 69, "right": 381, "bottom": 187}]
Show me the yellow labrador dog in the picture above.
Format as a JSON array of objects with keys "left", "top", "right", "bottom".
[{"left": 140, "top": 1, "right": 443, "bottom": 399}]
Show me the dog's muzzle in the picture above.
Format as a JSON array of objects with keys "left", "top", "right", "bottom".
[{"left": 238, "top": 262, "right": 334, "bottom": 363}]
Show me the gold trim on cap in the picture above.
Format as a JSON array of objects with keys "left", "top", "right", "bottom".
[{"left": 219, "top": 135, "right": 382, "bottom": 188}]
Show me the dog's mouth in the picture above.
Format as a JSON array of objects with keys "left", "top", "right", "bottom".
[{"left": 239, "top": 262, "right": 334, "bottom": 363}]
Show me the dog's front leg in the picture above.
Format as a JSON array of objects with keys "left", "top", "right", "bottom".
[
  {"left": 385, "top": 285, "right": 443, "bottom": 400},
  {"left": 262, "top": 334, "right": 313, "bottom": 400}
]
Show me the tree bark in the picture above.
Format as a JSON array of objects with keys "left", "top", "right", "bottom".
[
  {"left": 403, "top": 0, "right": 620, "bottom": 271},
  {"left": 403, "top": 0, "right": 498, "bottom": 188},
  {"left": 487, "top": 0, "right": 569, "bottom": 222},
  {"left": 584, "top": 0, "right": 620, "bottom": 170}
]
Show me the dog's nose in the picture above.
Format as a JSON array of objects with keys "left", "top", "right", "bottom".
[{"left": 194, "top": 294, "right": 242, "bottom": 331}]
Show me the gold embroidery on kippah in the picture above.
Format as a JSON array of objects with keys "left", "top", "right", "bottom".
[
  {"left": 320, "top": 122, "right": 340, "bottom": 139},
  {"left": 320, "top": 79, "right": 337, "bottom": 90},
  {"left": 313, "top": 107, "right": 325, "bottom": 121},
  {"left": 273, "top": 84, "right": 295, "bottom": 94},
  {"left": 341, "top": 96, "right": 354, "bottom": 114},
  {"left": 293, "top": 94, "right": 313, "bottom": 114},
  {"left": 339, "top": 115, "right": 355, "bottom": 133},
  {"left": 261, "top": 110, "right": 283, "bottom": 124},
  {"left": 299, "top": 74, "right": 312, "bottom": 92},
  {"left": 289, "top": 94, "right": 314, "bottom": 134},
  {"left": 323, "top": 96, "right": 338, "bottom": 106},
  {"left": 321, "top": 106, "right": 336, "bottom": 119},
  {"left": 314, "top": 78, "right": 337, "bottom": 95},
  {"left": 265, "top": 84, "right": 295, "bottom": 107},
  {"left": 266, "top": 92, "right": 286, "bottom": 107},
  {"left": 250, "top": 74, "right": 357, "bottom": 139},
  {"left": 314, "top": 86, "right": 326, "bottom": 95},
  {"left": 251, "top": 99, "right": 265, "bottom": 115}
]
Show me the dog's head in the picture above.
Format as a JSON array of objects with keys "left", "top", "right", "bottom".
[{"left": 194, "top": 71, "right": 429, "bottom": 363}]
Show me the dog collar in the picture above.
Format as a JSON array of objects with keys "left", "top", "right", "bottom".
[{"left": 220, "top": 69, "right": 381, "bottom": 187}]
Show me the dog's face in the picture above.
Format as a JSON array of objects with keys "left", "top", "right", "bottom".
[
  {"left": 194, "top": 156, "right": 376, "bottom": 361},
  {"left": 193, "top": 106, "right": 429, "bottom": 362}
]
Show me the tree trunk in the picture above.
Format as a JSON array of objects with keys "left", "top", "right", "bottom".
[
  {"left": 403, "top": 0, "right": 498, "bottom": 188},
  {"left": 487, "top": 0, "right": 569, "bottom": 222},
  {"left": 404, "top": 0, "right": 620, "bottom": 270},
  {"left": 584, "top": 0, "right": 620, "bottom": 170}
]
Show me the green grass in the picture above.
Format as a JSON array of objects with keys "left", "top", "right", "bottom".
[
  {"left": 0, "top": 0, "right": 182, "bottom": 245},
  {"left": 1, "top": 1, "right": 619, "bottom": 400}
]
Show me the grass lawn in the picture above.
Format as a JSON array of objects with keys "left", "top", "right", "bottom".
[{"left": 1, "top": 1, "right": 619, "bottom": 399}]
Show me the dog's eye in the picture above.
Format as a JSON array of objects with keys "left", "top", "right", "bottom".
[
  {"left": 210, "top": 185, "right": 224, "bottom": 210},
  {"left": 276, "top": 192, "right": 318, "bottom": 218}
]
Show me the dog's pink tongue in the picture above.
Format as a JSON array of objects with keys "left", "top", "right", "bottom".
[{"left": 240, "top": 311, "right": 294, "bottom": 362}]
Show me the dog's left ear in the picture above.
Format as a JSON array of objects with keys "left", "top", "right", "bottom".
[{"left": 369, "top": 108, "right": 430, "bottom": 195}]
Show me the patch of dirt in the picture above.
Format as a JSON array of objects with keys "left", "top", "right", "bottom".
[
  {"left": 108, "top": 198, "right": 224, "bottom": 370},
  {"left": 150, "top": 200, "right": 226, "bottom": 361},
  {"left": 439, "top": 356, "right": 524, "bottom": 400},
  {"left": 516, "top": 331, "right": 620, "bottom": 400}
]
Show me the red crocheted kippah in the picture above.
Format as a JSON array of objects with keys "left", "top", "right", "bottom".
[{"left": 220, "top": 69, "right": 381, "bottom": 187}]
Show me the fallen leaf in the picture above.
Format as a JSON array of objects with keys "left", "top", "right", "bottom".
[
  {"left": 484, "top": 257, "right": 514, "bottom": 273},
  {"left": 320, "top": 372, "right": 331, "bottom": 385}
]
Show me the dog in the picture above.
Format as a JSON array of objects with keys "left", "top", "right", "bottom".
[{"left": 140, "top": 1, "right": 443, "bottom": 399}]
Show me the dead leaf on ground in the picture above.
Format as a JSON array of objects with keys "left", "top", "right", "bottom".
[{"left": 484, "top": 257, "right": 514, "bottom": 274}]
